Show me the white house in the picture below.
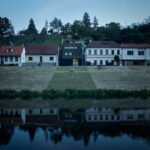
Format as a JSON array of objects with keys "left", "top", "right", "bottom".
[
  {"left": 0, "top": 46, "right": 26, "bottom": 67},
  {"left": 25, "top": 45, "right": 59, "bottom": 66},
  {"left": 121, "top": 44, "right": 150, "bottom": 66},
  {"left": 85, "top": 41, "right": 122, "bottom": 65},
  {"left": 85, "top": 107, "right": 150, "bottom": 123}
]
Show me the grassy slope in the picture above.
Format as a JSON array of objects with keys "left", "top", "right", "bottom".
[
  {"left": 47, "top": 66, "right": 96, "bottom": 89},
  {"left": 88, "top": 66, "right": 150, "bottom": 90},
  {"left": 0, "top": 66, "right": 56, "bottom": 91}
]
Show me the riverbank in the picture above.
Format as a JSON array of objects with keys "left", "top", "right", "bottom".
[
  {"left": 0, "top": 97, "right": 150, "bottom": 109},
  {"left": 0, "top": 89, "right": 150, "bottom": 99}
]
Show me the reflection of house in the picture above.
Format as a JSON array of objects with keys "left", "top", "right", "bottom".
[
  {"left": 85, "top": 107, "right": 120, "bottom": 122},
  {"left": 25, "top": 45, "right": 59, "bottom": 66},
  {"left": 60, "top": 44, "right": 83, "bottom": 66},
  {"left": 0, "top": 46, "right": 26, "bottom": 67},
  {"left": 25, "top": 108, "right": 59, "bottom": 125},
  {"left": 0, "top": 109, "right": 26, "bottom": 125},
  {"left": 85, "top": 107, "right": 150, "bottom": 122},
  {"left": 59, "top": 109, "right": 84, "bottom": 123}
]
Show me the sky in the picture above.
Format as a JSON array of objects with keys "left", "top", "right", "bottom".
[{"left": 0, "top": 0, "right": 150, "bottom": 33}]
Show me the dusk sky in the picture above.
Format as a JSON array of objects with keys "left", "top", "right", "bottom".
[{"left": 0, "top": 0, "right": 150, "bottom": 33}]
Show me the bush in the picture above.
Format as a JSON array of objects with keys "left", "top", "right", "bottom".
[{"left": 86, "top": 61, "right": 91, "bottom": 66}]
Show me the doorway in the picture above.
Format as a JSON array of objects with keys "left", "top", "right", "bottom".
[{"left": 40, "top": 56, "right": 43, "bottom": 63}]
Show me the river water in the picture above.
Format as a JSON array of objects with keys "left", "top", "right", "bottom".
[{"left": 0, "top": 102, "right": 150, "bottom": 150}]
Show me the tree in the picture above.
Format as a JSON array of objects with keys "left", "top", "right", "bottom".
[
  {"left": 61, "top": 23, "right": 71, "bottom": 35},
  {"left": 26, "top": 18, "right": 38, "bottom": 35},
  {"left": 114, "top": 55, "right": 120, "bottom": 65},
  {"left": 45, "top": 20, "right": 49, "bottom": 32},
  {"left": 0, "top": 17, "right": 14, "bottom": 39},
  {"left": 50, "top": 17, "right": 62, "bottom": 33},
  {"left": 82, "top": 12, "right": 91, "bottom": 28},
  {"left": 93, "top": 16, "right": 98, "bottom": 30},
  {"left": 40, "top": 27, "right": 47, "bottom": 42}
]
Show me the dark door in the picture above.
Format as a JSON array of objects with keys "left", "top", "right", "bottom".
[{"left": 40, "top": 56, "right": 42, "bottom": 63}]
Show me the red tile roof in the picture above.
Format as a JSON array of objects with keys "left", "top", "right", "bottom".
[
  {"left": 25, "top": 45, "right": 59, "bottom": 55},
  {"left": 121, "top": 44, "right": 150, "bottom": 48},
  {"left": 87, "top": 41, "right": 121, "bottom": 48},
  {"left": 0, "top": 46, "right": 24, "bottom": 56}
]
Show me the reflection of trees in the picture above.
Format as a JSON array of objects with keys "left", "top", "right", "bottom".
[
  {"left": 1, "top": 123, "right": 150, "bottom": 147},
  {"left": 0, "top": 125, "right": 14, "bottom": 145},
  {"left": 19, "top": 125, "right": 37, "bottom": 141}
]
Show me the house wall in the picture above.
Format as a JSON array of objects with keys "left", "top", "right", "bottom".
[
  {"left": 0, "top": 56, "right": 21, "bottom": 66},
  {"left": 85, "top": 48, "right": 122, "bottom": 65},
  {"left": 25, "top": 55, "right": 58, "bottom": 66}
]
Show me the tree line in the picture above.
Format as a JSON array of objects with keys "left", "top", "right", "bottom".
[{"left": 0, "top": 12, "right": 150, "bottom": 45}]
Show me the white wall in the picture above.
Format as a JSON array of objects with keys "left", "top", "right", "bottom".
[
  {"left": 26, "top": 55, "right": 58, "bottom": 64},
  {"left": 85, "top": 48, "right": 122, "bottom": 65}
]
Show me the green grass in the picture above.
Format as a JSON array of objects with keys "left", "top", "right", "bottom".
[{"left": 48, "top": 67, "right": 96, "bottom": 89}]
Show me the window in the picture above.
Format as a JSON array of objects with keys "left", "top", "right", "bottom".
[
  {"left": 111, "top": 50, "right": 114, "bottom": 55},
  {"left": 94, "top": 60, "right": 97, "bottom": 65},
  {"left": 138, "top": 114, "right": 145, "bottom": 119},
  {"left": 117, "top": 50, "right": 120, "bottom": 55},
  {"left": 50, "top": 109, "right": 54, "bottom": 114},
  {"left": 111, "top": 115, "right": 114, "bottom": 120},
  {"left": 29, "top": 110, "right": 32, "bottom": 114},
  {"left": 127, "top": 114, "right": 133, "bottom": 119},
  {"left": 100, "top": 60, "right": 103, "bottom": 65},
  {"left": 10, "top": 57, "right": 13, "bottom": 62},
  {"left": 65, "top": 52, "right": 68, "bottom": 56},
  {"left": 117, "top": 116, "right": 120, "bottom": 120},
  {"left": 138, "top": 51, "right": 144, "bottom": 55},
  {"left": 50, "top": 57, "right": 54, "bottom": 61},
  {"left": 94, "top": 115, "right": 97, "bottom": 120},
  {"left": 100, "top": 50, "right": 103, "bottom": 55},
  {"left": 106, "top": 60, "right": 108, "bottom": 65},
  {"left": 100, "top": 115, "right": 103, "bottom": 120},
  {"left": 69, "top": 52, "right": 72, "bottom": 56},
  {"left": 88, "top": 115, "right": 91, "bottom": 120},
  {"left": 127, "top": 51, "right": 134, "bottom": 55},
  {"left": 94, "top": 50, "right": 97, "bottom": 55},
  {"left": 40, "top": 109, "right": 43, "bottom": 114},
  {"left": 88, "top": 50, "right": 91, "bottom": 55},
  {"left": 15, "top": 57, "right": 18, "bottom": 62},
  {"left": 105, "top": 115, "right": 108, "bottom": 120},
  {"left": 106, "top": 50, "right": 109, "bottom": 55},
  {"left": 5, "top": 57, "right": 8, "bottom": 62},
  {"left": 28, "top": 57, "right": 33, "bottom": 61}
]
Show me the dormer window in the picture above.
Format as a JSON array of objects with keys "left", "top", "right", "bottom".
[
  {"left": 69, "top": 52, "right": 72, "bottom": 56},
  {"left": 7, "top": 48, "right": 13, "bottom": 53},
  {"left": 65, "top": 52, "right": 68, "bottom": 56}
]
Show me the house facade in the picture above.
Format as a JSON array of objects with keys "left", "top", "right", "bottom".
[
  {"left": 25, "top": 45, "right": 59, "bottom": 66},
  {"left": 85, "top": 41, "right": 150, "bottom": 66},
  {"left": 121, "top": 44, "right": 150, "bottom": 66},
  {"left": 60, "top": 43, "right": 83, "bottom": 66},
  {"left": 85, "top": 41, "right": 122, "bottom": 66},
  {"left": 0, "top": 46, "right": 25, "bottom": 67}
]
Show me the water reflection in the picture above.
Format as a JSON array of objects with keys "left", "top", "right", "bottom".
[{"left": 1, "top": 107, "right": 150, "bottom": 149}]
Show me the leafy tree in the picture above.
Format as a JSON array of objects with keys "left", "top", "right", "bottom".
[
  {"left": 0, "top": 17, "right": 14, "bottom": 39},
  {"left": 93, "top": 16, "right": 98, "bottom": 30},
  {"left": 82, "top": 12, "right": 91, "bottom": 27},
  {"left": 61, "top": 23, "right": 71, "bottom": 35},
  {"left": 114, "top": 55, "right": 120, "bottom": 65},
  {"left": 50, "top": 17, "right": 62, "bottom": 33}
]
